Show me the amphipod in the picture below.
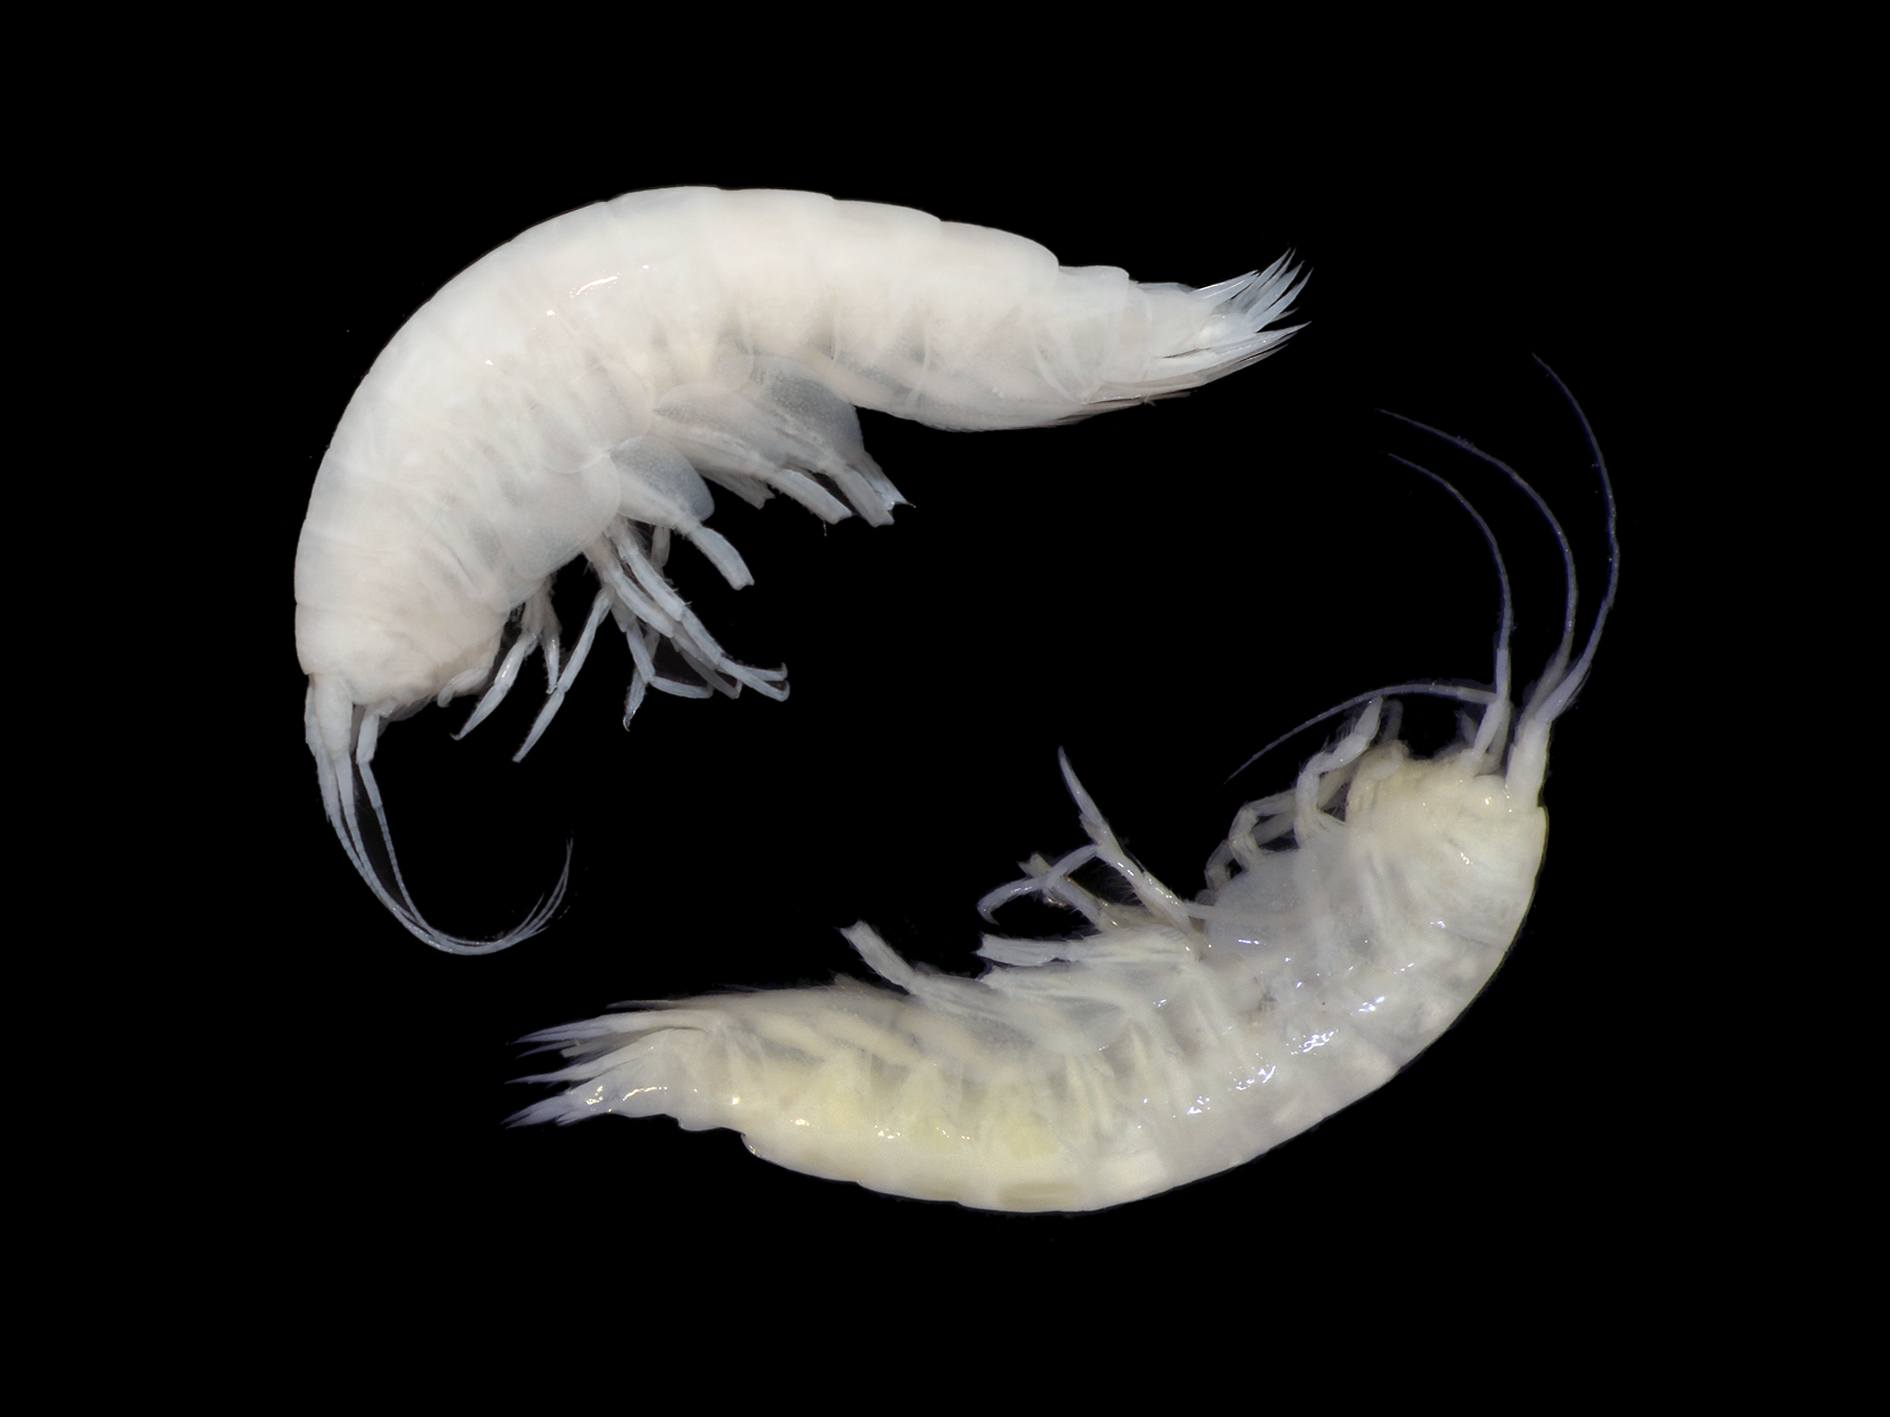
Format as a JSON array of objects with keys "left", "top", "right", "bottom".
[
  {"left": 296, "top": 187, "right": 1306, "bottom": 952},
  {"left": 512, "top": 371, "right": 1617, "bottom": 1212}
]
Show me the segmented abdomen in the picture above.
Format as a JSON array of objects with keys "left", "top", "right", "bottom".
[{"left": 298, "top": 188, "right": 1300, "bottom": 709}]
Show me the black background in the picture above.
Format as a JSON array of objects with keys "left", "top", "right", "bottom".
[{"left": 196, "top": 106, "right": 1686, "bottom": 1298}]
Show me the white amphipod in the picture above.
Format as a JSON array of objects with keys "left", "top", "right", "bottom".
[
  {"left": 295, "top": 187, "right": 1306, "bottom": 952},
  {"left": 513, "top": 375, "right": 1618, "bottom": 1212}
]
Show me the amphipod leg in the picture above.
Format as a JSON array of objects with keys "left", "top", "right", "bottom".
[
  {"left": 514, "top": 591, "right": 615, "bottom": 761},
  {"left": 455, "top": 585, "right": 559, "bottom": 741},
  {"left": 976, "top": 753, "right": 1197, "bottom": 936}
]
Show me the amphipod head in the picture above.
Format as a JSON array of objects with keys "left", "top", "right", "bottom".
[
  {"left": 1342, "top": 740, "right": 1549, "bottom": 957},
  {"left": 293, "top": 437, "right": 620, "bottom": 954},
  {"left": 1345, "top": 360, "right": 1615, "bottom": 969}
]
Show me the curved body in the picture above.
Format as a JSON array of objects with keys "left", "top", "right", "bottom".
[
  {"left": 295, "top": 188, "right": 1305, "bottom": 951},
  {"left": 512, "top": 380, "right": 1616, "bottom": 1213},
  {"left": 517, "top": 728, "right": 1550, "bottom": 1212}
]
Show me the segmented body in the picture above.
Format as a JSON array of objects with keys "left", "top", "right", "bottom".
[
  {"left": 295, "top": 187, "right": 1305, "bottom": 951},
  {"left": 514, "top": 379, "right": 1617, "bottom": 1212}
]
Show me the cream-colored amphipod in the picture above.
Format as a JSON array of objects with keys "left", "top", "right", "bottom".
[
  {"left": 512, "top": 366, "right": 1618, "bottom": 1211},
  {"left": 294, "top": 187, "right": 1305, "bottom": 952}
]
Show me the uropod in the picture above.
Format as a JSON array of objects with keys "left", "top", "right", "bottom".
[
  {"left": 295, "top": 187, "right": 1307, "bottom": 952},
  {"left": 513, "top": 368, "right": 1617, "bottom": 1213}
]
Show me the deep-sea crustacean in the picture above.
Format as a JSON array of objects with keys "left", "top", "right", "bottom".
[
  {"left": 295, "top": 187, "right": 1306, "bottom": 952},
  {"left": 508, "top": 370, "right": 1615, "bottom": 1212}
]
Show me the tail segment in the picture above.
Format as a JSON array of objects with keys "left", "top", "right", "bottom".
[{"left": 1097, "top": 253, "right": 1308, "bottom": 404}]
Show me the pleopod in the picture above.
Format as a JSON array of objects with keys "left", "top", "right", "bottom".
[
  {"left": 295, "top": 187, "right": 1307, "bottom": 952},
  {"left": 511, "top": 367, "right": 1617, "bottom": 1212}
]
